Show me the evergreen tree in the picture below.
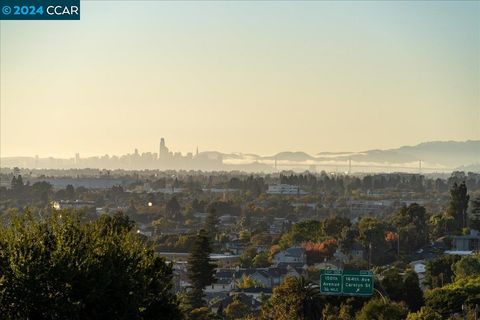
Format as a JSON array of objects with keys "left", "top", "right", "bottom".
[
  {"left": 166, "top": 196, "right": 181, "bottom": 219},
  {"left": 204, "top": 208, "right": 219, "bottom": 241},
  {"left": 65, "top": 184, "right": 75, "bottom": 200},
  {"left": 403, "top": 270, "right": 424, "bottom": 312},
  {"left": 469, "top": 196, "right": 480, "bottom": 230},
  {"left": 10, "top": 176, "right": 17, "bottom": 190},
  {"left": 445, "top": 182, "right": 469, "bottom": 231},
  {"left": 11, "top": 175, "right": 24, "bottom": 194},
  {"left": 186, "top": 229, "right": 216, "bottom": 309}
]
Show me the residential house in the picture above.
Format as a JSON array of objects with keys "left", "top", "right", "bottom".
[
  {"left": 272, "top": 247, "right": 307, "bottom": 266},
  {"left": 452, "top": 230, "right": 480, "bottom": 251}
]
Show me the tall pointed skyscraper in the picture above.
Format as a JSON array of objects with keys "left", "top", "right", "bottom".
[{"left": 159, "top": 138, "right": 169, "bottom": 159}]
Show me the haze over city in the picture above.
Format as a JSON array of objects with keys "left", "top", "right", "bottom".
[{"left": 1, "top": 1, "right": 479, "bottom": 158}]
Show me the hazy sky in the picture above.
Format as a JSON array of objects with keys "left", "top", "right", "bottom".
[{"left": 1, "top": 1, "right": 479, "bottom": 157}]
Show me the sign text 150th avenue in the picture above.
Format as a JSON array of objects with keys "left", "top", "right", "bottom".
[{"left": 320, "top": 269, "right": 373, "bottom": 296}]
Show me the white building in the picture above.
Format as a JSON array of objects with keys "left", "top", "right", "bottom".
[
  {"left": 51, "top": 200, "right": 95, "bottom": 210},
  {"left": 267, "top": 184, "right": 307, "bottom": 195},
  {"left": 272, "top": 247, "right": 307, "bottom": 266}
]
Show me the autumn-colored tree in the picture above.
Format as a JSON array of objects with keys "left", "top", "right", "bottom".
[{"left": 301, "top": 239, "right": 337, "bottom": 263}]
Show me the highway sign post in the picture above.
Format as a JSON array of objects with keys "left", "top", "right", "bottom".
[{"left": 320, "top": 269, "right": 373, "bottom": 297}]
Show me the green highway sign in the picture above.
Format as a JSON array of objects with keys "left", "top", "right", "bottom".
[
  {"left": 342, "top": 270, "right": 374, "bottom": 296},
  {"left": 320, "top": 270, "right": 342, "bottom": 294},
  {"left": 320, "top": 269, "right": 373, "bottom": 296}
]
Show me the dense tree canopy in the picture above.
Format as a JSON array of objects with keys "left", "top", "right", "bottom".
[
  {"left": 391, "top": 204, "right": 429, "bottom": 254},
  {"left": 424, "top": 255, "right": 461, "bottom": 289},
  {"left": 425, "top": 276, "right": 480, "bottom": 317},
  {"left": 355, "top": 298, "right": 408, "bottom": 320},
  {"left": 260, "top": 276, "right": 323, "bottom": 320},
  {"left": 0, "top": 210, "right": 181, "bottom": 320}
]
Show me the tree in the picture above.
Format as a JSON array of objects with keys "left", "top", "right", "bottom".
[
  {"left": 236, "top": 275, "right": 264, "bottom": 289},
  {"left": 278, "top": 220, "right": 322, "bottom": 248},
  {"left": 65, "top": 184, "right": 75, "bottom": 199},
  {"left": 31, "top": 181, "right": 53, "bottom": 205},
  {"left": 240, "top": 246, "right": 257, "bottom": 268},
  {"left": 469, "top": 196, "right": 480, "bottom": 230},
  {"left": 391, "top": 204, "right": 429, "bottom": 254},
  {"left": 321, "top": 215, "right": 351, "bottom": 238},
  {"left": 204, "top": 208, "right": 219, "bottom": 241},
  {"left": 424, "top": 255, "right": 461, "bottom": 288},
  {"left": 452, "top": 255, "right": 480, "bottom": 280},
  {"left": 380, "top": 268, "right": 424, "bottom": 312},
  {"left": 406, "top": 306, "right": 442, "bottom": 320},
  {"left": 403, "top": 270, "right": 424, "bottom": 312},
  {"left": 357, "top": 217, "right": 392, "bottom": 266},
  {"left": 11, "top": 174, "right": 24, "bottom": 193},
  {"left": 253, "top": 252, "right": 270, "bottom": 268},
  {"left": 166, "top": 196, "right": 181, "bottom": 219},
  {"left": 302, "top": 240, "right": 337, "bottom": 263},
  {"left": 445, "top": 182, "right": 469, "bottom": 231},
  {"left": 380, "top": 268, "right": 404, "bottom": 302},
  {"left": 0, "top": 210, "right": 182, "bottom": 319},
  {"left": 322, "top": 304, "right": 352, "bottom": 320},
  {"left": 225, "top": 296, "right": 250, "bottom": 319},
  {"left": 425, "top": 276, "right": 480, "bottom": 317},
  {"left": 189, "top": 307, "right": 218, "bottom": 320},
  {"left": 186, "top": 229, "right": 216, "bottom": 309},
  {"left": 339, "top": 227, "right": 359, "bottom": 253},
  {"left": 260, "top": 276, "right": 322, "bottom": 320},
  {"left": 355, "top": 298, "right": 408, "bottom": 320}
]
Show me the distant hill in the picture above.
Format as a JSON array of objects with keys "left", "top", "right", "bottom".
[
  {"left": 237, "top": 141, "right": 479, "bottom": 168},
  {"left": 263, "top": 152, "right": 315, "bottom": 162},
  {"left": 342, "top": 140, "right": 480, "bottom": 167},
  {"left": 231, "top": 140, "right": 479, "bottom": 169}
]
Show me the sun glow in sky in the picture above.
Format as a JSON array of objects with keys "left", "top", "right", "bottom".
[{"left": 1, "top": 1, "right": 479, "bottom": 157}]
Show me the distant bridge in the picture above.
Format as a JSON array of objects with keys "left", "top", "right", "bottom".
[{"left": 264, "top": 159, "right": 453, "bottom": 173}]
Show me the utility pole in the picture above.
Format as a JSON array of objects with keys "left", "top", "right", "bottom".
[
  {"left": 368, "top": 242, "right": 372, "bottom": 269},
  {"left": 397, "top": 232, "right": 400, "bottom": 256}
]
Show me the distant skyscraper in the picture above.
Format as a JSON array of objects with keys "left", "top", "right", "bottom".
[{"left": 159, "top": 138, "right": 169, "bottom": 159}]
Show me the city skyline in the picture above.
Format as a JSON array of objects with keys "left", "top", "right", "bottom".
[
  {"left": 1, "top": 139, "right": 478, "bottom": 174},
  {"left": 1, "top": 137, "right": 478, "bottom": 159}
]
